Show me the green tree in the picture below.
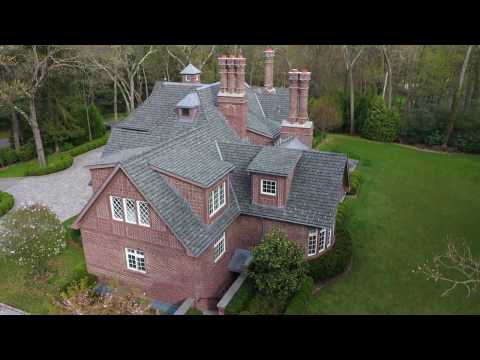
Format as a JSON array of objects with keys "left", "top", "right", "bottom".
[
  {"left": 248, "top": 227, "right": 308, "bottom": 302},
  {"left": 361, "top": 96, "right": 400, "bottom": 143}
]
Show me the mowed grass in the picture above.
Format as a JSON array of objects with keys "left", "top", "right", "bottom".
[
  {"left": 0, "top": 152, "right": 68, "bottom": 178},
  {"left": 0, "top": 216, "right": 86, "bottom": 314},
  {"left": 310, "top": 134, "right": 480, "bottom": 314}
]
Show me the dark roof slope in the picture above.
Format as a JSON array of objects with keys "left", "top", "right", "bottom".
[
  {"left": 219, "top": 142, "right": 348, "bottom": 229},
  {"left": 247, "top": 146, "right": 302, "bottom": 176}
]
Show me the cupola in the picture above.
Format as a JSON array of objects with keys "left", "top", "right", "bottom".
[{"left": 180, "top": 64, "right": 202, "bottom": 83}]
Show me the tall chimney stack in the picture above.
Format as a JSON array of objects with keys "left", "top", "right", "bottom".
[
  {"left": 217, "top": 52, "right": 248, "bottom": 139},
  {"left": 297, "top": 69, "right": 311, "bottom": 124},
  {"left": 264, "top": 48, "right": 275, "bottom": 94},
  {"left": 287, "top": 69, "right": 300, "bottom": 123}
]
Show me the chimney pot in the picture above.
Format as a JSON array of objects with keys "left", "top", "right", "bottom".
[{"left": 263, "top": 48, "right": 275, "bottom": 94}]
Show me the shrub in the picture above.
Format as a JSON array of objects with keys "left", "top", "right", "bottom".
[
  {"left": 348, "top": 171, "right": 362, "bottom": 195},
  {"left": 361, "top": 96, "right": 400, "bottom": 143},
  {"left": 68, "top": 134, "right": 108, "bottom": 157},
  {"left": 87, "top": 103, "right": 106, "bottom": 139},
  {"left": 0, "top": 148, "right": 19, "bottom": 167},
  {"left": 61, "top": 142, "right": 74, "bottom": 152},
  {"left": 25, "top": 154, "right": 73, "bottom": 176},
  {"left": 248, "top": 227, "right": 308, "bottom": 302},
  {"left": 16, "top": 143, "right": 36, "bottom": 162},
  {"left": 308, "top": 228, "right": 352, "bottom": 282},
  {"left": 335, "top": 201, "right": 350, "bottom": 230},
  {"left": 224, "top": 278, "right": 255, "bottom": 315},
  {"left": 453, "top": 130, "right": 480, "bottom": 153},
  {"left": 284, "top": 276, "right": 314, "bottom": 315},
  {"left": 424, "top": 130, "right": 445, "bottom": 146},
  {"left": 0, "top": 191, "right": 14, "bottom": 216},
  {"left": 310, "top": 96, "right": 343, "bottom": 132},
  {"left": 186, "top": 307, "right": 203, "bottom": 315},
  {"left": 0, "top": 204, "right": 67, "bottom": 276}
]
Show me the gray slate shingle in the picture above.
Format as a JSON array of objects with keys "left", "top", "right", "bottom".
[{"left": 247, "top": 146, "right": 302, "bottom": 176}]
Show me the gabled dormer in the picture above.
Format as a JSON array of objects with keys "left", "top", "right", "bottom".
[
  {"left": 176, "top": 93, "right": 200, "bottom": 122},
  {"left": 247, "top": 147, "right": 302, "bottom": 208},
  {"left": 180, "top": 64, "right": 201, "bottom": 84}
]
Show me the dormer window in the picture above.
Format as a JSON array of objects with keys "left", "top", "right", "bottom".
[
  {"left": 181, "top": 108, "right": 190, "bottom": 117},
  {"left": 176, "top": 93, "right": 200, "bottom": 122},
  {"left": 261, "top": 179, "right": 277, "bottom": 196}
]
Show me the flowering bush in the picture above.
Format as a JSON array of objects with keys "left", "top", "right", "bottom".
[
  {"left": 56, "top": 277, "right": 154, "bottom": 315},
  {"left": 0, "top": 204, "right": 67, "bottom": 276}
]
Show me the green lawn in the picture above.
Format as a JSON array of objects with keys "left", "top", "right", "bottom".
[
  {"left": 0, "top": 215, "right": 86, "bottom": 314},
  {"left": 310, "top": 134, "right": 480, "bottom": 314}
]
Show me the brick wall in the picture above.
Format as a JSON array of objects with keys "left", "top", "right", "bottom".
[
  {"left": 251, "top": 173, "right": 287, "bottom": 208},
  {"left": 247, "top": 130, "right": 274, "bottom": 146},
  {"left": 90, "top": 167, "right": 115, "bottom": 193},
  {"left": 280, "top": 125, "right": 313, "bottom": 148}
]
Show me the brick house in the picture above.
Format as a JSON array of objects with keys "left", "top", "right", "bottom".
[{"left": 73, "top": 49, "right": 350, "bottom": 311}]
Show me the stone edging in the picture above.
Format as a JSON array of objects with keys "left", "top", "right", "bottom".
[{"left": 0, "top": 302, "right": 29, "bottom": 315}]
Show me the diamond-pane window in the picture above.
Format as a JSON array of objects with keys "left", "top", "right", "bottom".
[
  {"left": 137, "top": 201, "right": 150, "bottom": 227},
  {"left": 124, "top": 198, "right": 137, "bottom": 224},
  {"left": 110, "top": 196, "right": 124, "bottom": 221}
]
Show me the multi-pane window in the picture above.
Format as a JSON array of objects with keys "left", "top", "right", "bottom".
[
  {"left": 261, "top": 179, "right": 277, "bottom": 196},
  {"left": 124, "top": 198, "right": 137, "bottom": 224},
  {"left": 110, "top": 196, "right": 124, "bottom": 221},
  {"left": 318, "top": 228, "right": 327, "bottom": 253},
  {"left": 214, "top": 233, "right": 226, "bottom": 263},
  {"left": 208, "top": 182, "right": 226, "bottom": 217},
  {"left": 326, "top": 229, "right": 332, "bottom": 248},
  {"left": 125, "top": 248, "right": 146, "bottom": 273},
  {"left": 308, "top": 229, "right": 318, "bottom": 256},
  {"left": 137, "top": 201, "right": 150, "bottom": 227}
]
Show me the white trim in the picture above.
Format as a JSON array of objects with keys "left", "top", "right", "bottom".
[
  {"left": 214, "top": 232, "right": 226, "bottom": 263},
  {"left": 260, "top": 179, "right": 277, "bottom": 196},
  {"left": 123, "top": 198, "right": 137, "bottom": 224},
  {"left": 136, "top": 201, "right": 151, "bottom": 227},
  {"left": 110, "top": 195, "right": 124, "bottom": 222},
  {"left": 318, "top": 228, "right": 327, "bottom": 253},
  {"left": 125, "top": 248, "right": 146, "bottom": 273},
  {"left": 326, "top": 229, "right": 332, "bottom": 248},
  {"left": 307, "top": 228, "right": 318, "bottom": 256},
  {"left": 208, "top": 181, "right": 226, "bottom": 218}
]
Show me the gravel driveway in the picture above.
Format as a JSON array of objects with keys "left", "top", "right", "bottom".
[{"left": 0, "top": 147, "right": 103, "bottom": 221}]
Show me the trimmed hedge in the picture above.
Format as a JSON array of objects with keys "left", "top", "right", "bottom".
[
  {"left": 25, "top": 154, "right": 73, "bottom": 176},
  {"left": 348, "top": 171, "right": 362, "bottom": 195},
  {"left": 284, "top": 276, "right": 314, "bottom": 315},
  {"left": 308, "top": 227, "right": 352, "bottom": 282},
  {"left": 0, "top": 191, "right": 14, "bottom": 216},
  {"left": 67, "top": 135, "right": 108, "bottom": 157},
  {"left": 0, "top": 148, "right": 19, "bottom": 167},
  {"left": 335, "top": 201, "right": 350, "bottom": 230}
]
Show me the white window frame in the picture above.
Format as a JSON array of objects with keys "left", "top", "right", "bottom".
[
  {"left": 110, "top": 196, "right": 124, "bottom": 222},
  {"left": 137, "top": 201, "right": 150, "bottom": 227},
  {"left": 208, "top": 181, "right": 226, "bottom": 218},
  {"left": 125, "top": 248, "right": 146, "bottom": 273},
  {"left": 213, "top": 232, "right": 226, "bottom": 263},
  {"left": 260, "top": 179, "right": 277, "bottom": 196},
  {"left": 123, "top": 198, "right": 137, "bottom": 224},
  {"left": 318, "top": 228, "right": 327, "bottom": 253},
  {"left": 307, "top": 229, "right": 318, "bottom": 256},
  {"left": 326, "top": 229, "right": 332, "bottom": 248}
]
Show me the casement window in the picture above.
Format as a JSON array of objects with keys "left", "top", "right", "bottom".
[
  {"left": 213, "top": 232, "right": 226, "bottom": 263},
  {"left": 208, "top": 181, "right": 226, "bottom": 217},
  {"left": 307, "top": 229, "right": 318, "bottom": 256},
  {"left": 308, "top": 228, "right": 330, "bottom": 256},
  {"left": 261, "top": 179, "right": 277, "bottom": 196},
  {"left": 110, "top": 196, "right": 124, "bottom": 221},
  {"left": 125, "top": 248, "right": 146, "bottom": 273},
  {"left": 124, "top": 198, "right": 137, "bottom": 224},
  {"left": 137, "top": 201, "right": 150, "bottom": 227}
]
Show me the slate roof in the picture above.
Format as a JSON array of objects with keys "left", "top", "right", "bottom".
[
  {"left": 83, "top": 79, "right": 348, "bottom": 257},
  {"left": 279, "top": 136, "right": 310, "bottom": 150},
  {"left": 247, "top": 146, "right": 302, "bottom": 176},
  {"left": 218, "top": 142, "right": 348, "bottom": 229},
  {"left": 180, "top": 64, "right": 201, "bottom": 75},
  {"left": 176, "top": 93, "right": 200, "bottom": 108}
]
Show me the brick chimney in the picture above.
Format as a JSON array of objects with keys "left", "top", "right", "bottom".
[
  {"left": 218, "top": 52, "right": 248, "bottom": 139},
  {"left": 297, "top": 69, "right": 311, "bottom": 124},
  {"left": 287, "top": 69, "right": 300, "bottom": 123},
  {"left": 264, "top": 48, "right": 275, "bottom": 94},
  {"left": 280, "top": 68, "right": 313, "bottom": 148}
]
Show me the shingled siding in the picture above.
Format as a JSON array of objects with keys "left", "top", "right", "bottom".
[
  {"left": 247, "top": 130, "right": 273, "bottom": 146},
  {"left": 90, "top": 167, "right": 115, "bottom": 193},
  {"left": 251, "top": 174, "right": 287, "bottom": 208}
]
